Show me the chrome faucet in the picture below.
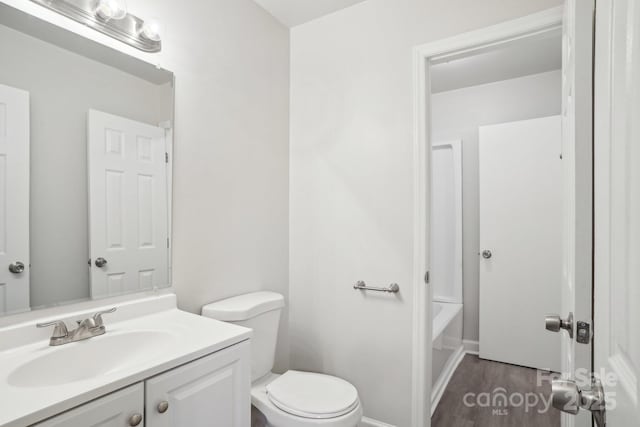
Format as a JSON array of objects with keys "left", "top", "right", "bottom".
[{"left": 37, "top": 307, "right": 117, "bottom": 346}]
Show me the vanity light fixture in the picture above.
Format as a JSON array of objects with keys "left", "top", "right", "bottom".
[
  {"left": 95, "top": 0, "right": 128, "bottom": 21},
  {"left": 29, "top": 0, "right": 161, "bottom": 52}
]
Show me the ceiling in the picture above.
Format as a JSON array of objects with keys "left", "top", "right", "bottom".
[
  {"left": 431, "top": 30, "right": 563, "bottom": 93},
  {"left": 252, "top": 0, "right": 369, "bottom": 27}
]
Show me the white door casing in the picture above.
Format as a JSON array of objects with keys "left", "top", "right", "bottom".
[
  {"left": 594, "top": 0, "right": 640, "bottom": 424},
  {"left": 478, "top": 116, "right": 563, "bottom": 373},
  {"left": 88, "top": 110, "right": 168, "bottom": 298},
  {"left": 0, "top": 84, "right": 30, "bottom": 315},
  {"left": 560, "top": 1, "right": 594, "bottom": 426}
]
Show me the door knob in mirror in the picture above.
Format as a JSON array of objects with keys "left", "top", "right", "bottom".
[
  {"left": 482, "top": 250, "right": 492, "bottom": 259},
  {"left": 94, "top": 257, "right": 108, "bottom": 268},
  {"left": 8, "top": 261, "right": 25, "bottom": 274}
]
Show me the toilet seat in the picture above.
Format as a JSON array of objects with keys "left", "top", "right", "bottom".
[{"left": 266, "top": 371, "right": 359, "bottom": 419}]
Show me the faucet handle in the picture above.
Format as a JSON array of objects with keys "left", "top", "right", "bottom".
[
  {"left": 92, "top": 307, "right": 117, "bottom": 327},
  {"left": 36, "top": 320, "right": 69, "bottom": 338}
]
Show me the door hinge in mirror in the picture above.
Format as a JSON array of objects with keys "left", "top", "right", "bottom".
[{"left": 424, "top": 271, "right": 430, "bottom": 284}]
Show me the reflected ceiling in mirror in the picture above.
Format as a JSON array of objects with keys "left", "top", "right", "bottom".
[{"left": 0, "top": 3, "right": 174, "bottom": 316}]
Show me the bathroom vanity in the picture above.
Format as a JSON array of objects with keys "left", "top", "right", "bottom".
[{"left": 0, "top": 294, "right": 252, "bottom": 427}]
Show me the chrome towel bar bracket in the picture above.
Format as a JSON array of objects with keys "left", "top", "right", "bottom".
[{"left": 353, "top": 281, "right": 400, "bottom": 293}]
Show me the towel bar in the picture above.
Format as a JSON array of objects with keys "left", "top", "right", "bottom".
[{"left": 353, "top": 281, "right": 400, "bottom": 293}]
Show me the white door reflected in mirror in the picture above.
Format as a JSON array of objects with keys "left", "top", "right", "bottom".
[
  {"left": 88, "top": 110, "right": 169, "bottom": 298},
  {"left": 0, "top": 84, "right": 30, "bottom": 315}
]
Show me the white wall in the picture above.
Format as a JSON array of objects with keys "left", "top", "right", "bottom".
[
  {"left": 432, "top": 70, "right": 562, "bottom": 343},
  {"left": 290, "top": 0, "right": 562, "bottom": 424},
  {"left": 1, "top": 0, "right": 291, "bottom": 370},
  {"left": 127, "top": 0, "right": 291, "bottom": 372}
]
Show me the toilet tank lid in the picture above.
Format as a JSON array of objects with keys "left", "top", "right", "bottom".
[{"left": 201, "top": 291, "right": 285, "bottom": 321}]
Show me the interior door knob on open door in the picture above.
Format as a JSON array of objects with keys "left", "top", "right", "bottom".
[
  {"left": 552, "top": 377, "right": 606, "bottom": 427},
  {"left": 545, "top": 312, "right": 574, "bottom": 338},
  {"left": 8, "top": 262, "right": 25, "bottom": 274},
  {"left": 94, "top": 257, "right": 108, "bottom": 268},
  {"left": 481, "top": 250, "right": 492, "bottom": 259}
]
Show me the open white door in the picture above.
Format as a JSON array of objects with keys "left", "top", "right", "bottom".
[
  {"left": 0, "top": 84, "right": 30, "bottom": 315},
  {"left": 551, "top": 0, "right": 594, "bottom": 426},
  {"left": 88, "top": 110, "right": 168, "bottom": 298},
  {"left": 593, "top": 0, "right": 640, "bottom": 424},
  {"left": 478, "top": 116, "right": 563, "bottom": 373}
]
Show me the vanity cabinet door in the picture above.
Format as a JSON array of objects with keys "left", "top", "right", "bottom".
[
  {"left": 145, "top": 341, "right": 250, "bottom": 427},
  {"left": 35, "top": 383, "right": 144, "bottom": 427}
]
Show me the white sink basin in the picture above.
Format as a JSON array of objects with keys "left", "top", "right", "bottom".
[
  {"left": 0, "top": 297, "right": 252, "bottom": 427},
  {"left": 8, "top": 330, "right": 173, "bottom": 388}
]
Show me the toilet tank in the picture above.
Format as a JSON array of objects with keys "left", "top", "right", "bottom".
[{"left": 202, "top": 291, "right": 284, "bottom": 382}]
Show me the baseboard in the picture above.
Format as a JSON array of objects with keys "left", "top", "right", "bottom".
[
  {"left": 431, "top": 344, "right": 466, "bottom": 416},
  {"left": 359, "top": 416, "right": 396, "bottom": 427},
  {"left": 463, "top": 339, "right": 479, "bottom": 355}
]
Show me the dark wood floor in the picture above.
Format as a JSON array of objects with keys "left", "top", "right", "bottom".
[{"left": 431, "top": 355, "right": 561, "bottom": 427}]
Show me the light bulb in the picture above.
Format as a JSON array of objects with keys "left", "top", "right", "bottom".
[
  {"left": 96, "top": 0, "right": 128, "bottom": 21},
  {"left": 141, "top": 19, "right": 162, "bottom": 42}
]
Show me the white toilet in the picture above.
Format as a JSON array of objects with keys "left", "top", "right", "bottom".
[{"left": 202, "top": 292, "right": 363, "bottom": 427}]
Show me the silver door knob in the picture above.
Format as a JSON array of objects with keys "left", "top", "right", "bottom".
[
  {"left": 129, "top": 413, "right": 143, "bottom": 426},
  {"left": 8, "top": 261, "right": 25, "bottom": 274},
  {"left": 157, "top": 400, "right": 169, "bottom": 413},
  {"left": 552, "top": 377, "right": 606, "bottom": 427},
  {"left": 545, "top": 312, "right": 574, "bottom": 338},
  {"left": 94, "top": 257, "right": 108, "bottom": 268},
  {"left": 482, "top": 250, "right": 492, "bottom": 259}
]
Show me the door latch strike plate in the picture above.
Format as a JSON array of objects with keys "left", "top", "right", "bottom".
[{"left": 576, "top": 320, "right": 590, "bottom": 344}]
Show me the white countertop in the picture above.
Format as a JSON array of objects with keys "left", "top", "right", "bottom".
[{"left": 0, "top": 295, "right": 251, "bottom": 427}]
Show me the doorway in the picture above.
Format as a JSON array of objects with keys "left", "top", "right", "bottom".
[{"left": 411, "top": 4, "right": 594, "bottom": 427}]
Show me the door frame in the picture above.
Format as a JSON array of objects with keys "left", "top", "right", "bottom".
[{"left": 410, "top": 7, "right": 565, "bottom": 426}]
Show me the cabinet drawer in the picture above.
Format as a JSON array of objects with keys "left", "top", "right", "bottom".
[{"left": 34, "top": 383, "right": 144, "bottom": 427}]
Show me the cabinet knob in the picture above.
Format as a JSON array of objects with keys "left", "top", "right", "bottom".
[
  {"left": 158, "top": 400, "right": 169, "bottom": 414},
  {"left": 129, "top": 413, "right": 143, "bottom": 426}
]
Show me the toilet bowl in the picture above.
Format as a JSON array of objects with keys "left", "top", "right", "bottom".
[{"left": 202, "top": 292, "right": 362, "bottom": 427}]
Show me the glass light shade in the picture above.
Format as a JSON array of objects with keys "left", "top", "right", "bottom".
[
  {"left": 96, "top": 0, "right": 128, "bottom": 20},
  {"left": 141, "top": 19, "right": 162, "bottom": 42}
]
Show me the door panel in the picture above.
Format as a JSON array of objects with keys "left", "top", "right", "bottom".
[
  {"left": 478, "top": 116, "right": 562, "bottom": 372},
  {"left": 0, "top": 84, "right": 29, "bottom": 315},
  {"left": 594, "top": 0, "right": 640, "bottom": 424},
  {"left": 145, "top": 341, "right": 250, "bottom": 427},
  {"left": 88, "top": 110, "right": 168, "bottom": 298},
  {"left": 560, "top": 1, "right": 594, "bottom": 425},
  {"left": 35, "top": 383, "right": 144, "bottom": 427}
]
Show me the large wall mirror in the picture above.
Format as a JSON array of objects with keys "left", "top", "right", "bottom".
[{"left": 0, "top": 4, "right": 174, "bottom": 316}]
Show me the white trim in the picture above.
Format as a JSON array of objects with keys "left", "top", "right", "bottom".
[
  {"left": 463, "top": 339, "right": 480, "bottom": 355},
  {"left": 410, "top": 7, "right": 564, "bottom": 426},
  {"left": 360, "top": 417, "right": 396, "bottom": 427},
  {"left": 431, "top": 345, "right": 465, "bottom": 416}
]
